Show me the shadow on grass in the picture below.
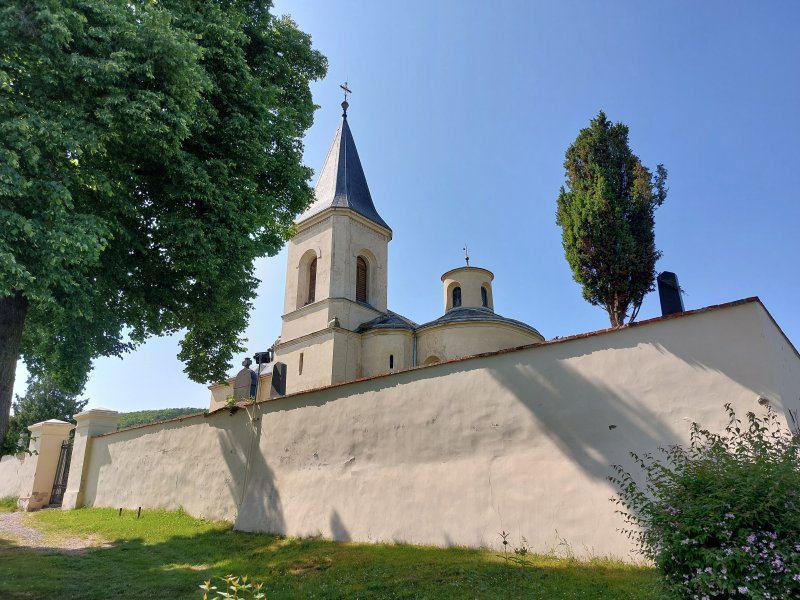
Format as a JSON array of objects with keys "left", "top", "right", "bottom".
[{"left": 0, "top": 512, "right": 667, "bottom": 600}]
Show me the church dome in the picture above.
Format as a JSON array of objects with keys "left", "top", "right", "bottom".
[{"left": 414, "top": 265, "right": 543, "bottom": 365}]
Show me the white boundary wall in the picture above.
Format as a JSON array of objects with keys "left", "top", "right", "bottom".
[
  {"left": 74, "top": 300, "right": 800, "bottom": 558},
  {"left": 0, "top": 453, "right": 31, "bottom": 498}
]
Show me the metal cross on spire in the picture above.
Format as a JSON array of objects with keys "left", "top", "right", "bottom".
[
  {"left": 340, "top": 81, "right": 352, "bottom": 117},
  {"left": 463, "top": 245, "right": 470, "bottom": 266}
]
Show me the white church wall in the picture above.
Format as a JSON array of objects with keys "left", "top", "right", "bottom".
[
  {"left": 275, "top": 333, "right": 336, "bottom": 394},
  {"left": 282, "top": 216, "right": 333, "bottom": 316},
  {"left": 74, "top": 299, "right": 800, "bottom": 559},
  {"left": 361, "top": 330, "right": 414, "bottom": 376},
  {"left": 280, "top": 301, "right": 333, "bottom": 342},
  {"left": 416, "top": 321, "right": 542, "bottom": 365},
  {"left": 328, "top": 213, "right": 389, "bottom": 315}
]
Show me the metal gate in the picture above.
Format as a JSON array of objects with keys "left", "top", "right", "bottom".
[{"left": 48, "top": 440, "right": 72, "bottom": 507}]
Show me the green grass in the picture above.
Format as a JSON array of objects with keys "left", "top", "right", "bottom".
[
  {"left": 0, "top": 508, "right": 666, "bottom": 599},
  {"left": 0, "top": 496, "right": 17, "bottom": 512}
]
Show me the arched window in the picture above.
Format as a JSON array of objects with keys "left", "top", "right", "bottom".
[
  {"left": 452, "top": 286, "right": 462, "bottom": 308},
  {"left": 356, "top": 256, "right": 368, "bottom": 303},
  {"left": 481, "top": 286, "right": 488, "bottom": 307},
  {"left": 307, "top": 258, "right": 317, "bottom": 304}
]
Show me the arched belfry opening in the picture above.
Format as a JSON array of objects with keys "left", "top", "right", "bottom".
[
  {"left": 356, "top": 256, "right": 368, "bottom": 303},
  {"left": 452, "top": 286, "right": 462, "bottom": 308},
  {"left": 296, "top": 249, "right": 320, "bottom": 309}
]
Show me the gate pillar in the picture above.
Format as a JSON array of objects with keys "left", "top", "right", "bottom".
[
  {"left": 61, "top": 408, "right": 119, "bottom": 510},
  {"left": 17, "top": 420, "right": 74, "bottom": 511}
]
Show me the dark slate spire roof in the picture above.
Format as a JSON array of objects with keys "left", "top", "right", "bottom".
[{"left": 297, "top": 110, "right": 391, "bottom": 231}]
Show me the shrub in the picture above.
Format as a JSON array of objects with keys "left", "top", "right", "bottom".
[{"left": 610, "top": 403, "right": 800, "bottom": 598}]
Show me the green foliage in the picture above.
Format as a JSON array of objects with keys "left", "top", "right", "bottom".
[
  {"left": 117, "top": 407, "right": 203, "bottom": 430},
  {"left": 610, "top": 404, "right": 800, "bottom": 598},
  {"left": 2, "top": 508, "right": 666, "bottom": 599},
  {"left": 0, "top": 496, "right": 17, "bottom": 512},
  {"left": 0, "top": 0, "right": 327, "bottom": 446},
  {"left": 200, "top": 575, "right": 266, "bottom": 600},
  {"left": 556, "top": 112, "right": 667, "bottom": 327},
  {"left": 0, "top": 376, "right": 87, "bottom": 456}
]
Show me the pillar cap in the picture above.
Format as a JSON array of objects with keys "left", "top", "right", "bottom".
[
  {"left": 27, "top": 419, "right": 75, "bottom": 434},
  {"left": 75, "top": 408, "right": 120, "bottom": 422}
]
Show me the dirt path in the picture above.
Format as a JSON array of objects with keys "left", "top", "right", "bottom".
[{"left": 0, "top": 511, "right": 110, "bottom": 554}]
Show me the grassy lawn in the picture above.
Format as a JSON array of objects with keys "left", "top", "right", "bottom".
[
  {"left": 0, "top": 508, "right": 665, "bottom": 599},
  {"left": 0, "top": 496, "right": 17, "bottom": 512}
]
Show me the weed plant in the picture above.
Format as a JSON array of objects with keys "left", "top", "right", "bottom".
[{"left": 610, "top": 403, "right": 800, "bottom": 598}]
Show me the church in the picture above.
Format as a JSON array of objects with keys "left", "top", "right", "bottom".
[
  {"left": 211, "top": 98, "right": 545, "bottom": 406},
  {"left": 5, "top": 98, "right": 800, "bottom": 559}
]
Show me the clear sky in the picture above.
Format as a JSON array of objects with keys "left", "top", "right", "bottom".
[{"left": 13, "top": 0, "right": 800, "bottom": 412}]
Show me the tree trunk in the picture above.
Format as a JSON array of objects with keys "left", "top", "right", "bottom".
[{"left": 0, "top": 293, "right": 28, "bottom": 449}]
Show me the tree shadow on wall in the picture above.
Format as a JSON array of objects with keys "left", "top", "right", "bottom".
[
  {"left": 484, "top": 344, "right": 679, "bottom": 484},
  {"left": 208, "top": 406, "right": 286, "bottom": 535}
]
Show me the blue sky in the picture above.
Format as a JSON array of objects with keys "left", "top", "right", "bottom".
[{"left": 14, "top": 1, "right": 800, "bottom": 411}]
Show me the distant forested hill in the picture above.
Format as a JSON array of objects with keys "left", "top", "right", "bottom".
[{"left": 117, "top": 408, "right": 204, "bottom": 430}]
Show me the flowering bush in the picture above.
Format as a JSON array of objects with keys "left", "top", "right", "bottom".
[{"left": 610, "top": 403, "right": 800, "bottom": 598}]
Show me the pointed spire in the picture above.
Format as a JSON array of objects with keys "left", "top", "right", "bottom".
[{"left": 297, "top": 98, "right": 391, "bottom": 232}]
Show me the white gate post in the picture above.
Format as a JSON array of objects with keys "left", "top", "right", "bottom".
[
  {"left": 17, "top": 420, "right": 74, "bottom": 511},
  {"left": 61, "top": 408, "right": 119, "bottom": 510}
]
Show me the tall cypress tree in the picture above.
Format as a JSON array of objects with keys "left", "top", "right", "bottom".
[{"left": 556, "top": 112, "right": 667, "bottom": 327}]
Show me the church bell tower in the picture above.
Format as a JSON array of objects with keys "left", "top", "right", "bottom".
[{"left": 273, "top": 93, "right": 392, "bottom": 393}]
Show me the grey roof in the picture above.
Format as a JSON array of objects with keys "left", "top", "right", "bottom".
[
  {"left": 297, "top": 115, "right": 391, "bottom": 231},
  {"left": 416, "top": 307, "right": 543, "bottom": 337},
  {"left": 357, "top": 310, "right": 418, "bottom": 333}
]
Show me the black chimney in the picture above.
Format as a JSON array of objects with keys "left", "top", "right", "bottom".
[{"left": 657, "top": 271, "right": 684, "bottom": 316}]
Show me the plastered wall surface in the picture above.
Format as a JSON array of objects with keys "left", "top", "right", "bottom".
[
  {"left": 78, "top": 301, "right": 800, "bottom": 559},
  {"left": 416, "top": 322, "right": 542, "bottom": 364},
  {"left": 0, "top": 453, "right": 30, "bottom": 498},
  {"left": 328, "top": 214, "right": 389, "bottom": 313},
  {"left": 276, "top": 335, "right": 336, "bottom": 394},
  {"left": 361, "top": 330, "right": 414, "bottom": 376},
  {"left": 81, "top": 413, "right": 245, "bottom": 521},
  {"left": 282, "top": 217, "right": 333, "bottom": 315}
]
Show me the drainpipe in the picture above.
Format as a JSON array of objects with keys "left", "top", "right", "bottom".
[{"left": 412, "top": 332, "right": 417, "bottom": 367}]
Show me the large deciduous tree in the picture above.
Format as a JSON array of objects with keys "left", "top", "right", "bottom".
[
  {"left": 0, "top": 1, "right": 327, "bottom": 446},
  {"left": 556, "top": 111, "right": 667, "bottom": 327}
]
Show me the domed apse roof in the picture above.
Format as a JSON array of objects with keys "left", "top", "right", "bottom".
[
  {"left": 297, "top": 108, "right": 391, "bottom": 232},
  {"left": 416, "top": 306, "right": 543, "bottom": 337}
]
